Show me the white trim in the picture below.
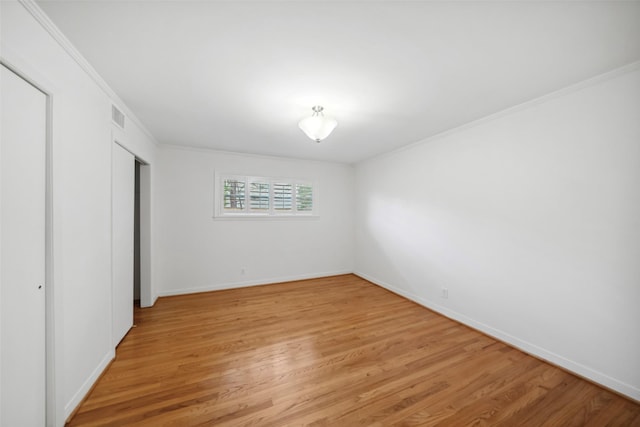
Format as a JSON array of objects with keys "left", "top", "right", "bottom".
[
  {"left": 212, "top": 215, "right": 320, "bottom": 221},
  {"left": 44, "top": 71, "right": 58, "bottom": 427},
  {"left": 160, "top": 143, "right": 352, "bottom": 166},
  {"left": 138, "top": 163, "right": 153, "bottom": 308},
  {"left": 18, "top": 0, "right": 160, "bottom": 147},
  {"left": 64, "top": 350, "right": 114, "bottom": 419},
  {"left": 108, "top": 140, "right": 115, "bottom": 358},
  {"left": 354, "top": 271, "right": 640, "bottom": 402},
  {"left": 158, "top": 270, "right": 353, "bottom": 297},
  {"left": 359, "top": 60, "right": 640, "bottom": 165}
]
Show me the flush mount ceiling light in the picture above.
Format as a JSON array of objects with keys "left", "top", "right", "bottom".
[{"left": 298, "top": 105, "right": 338, "bottom": 143}]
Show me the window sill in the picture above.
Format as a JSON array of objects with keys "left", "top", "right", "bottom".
[{"left": 212, "top": 214, "right": 319, "bottom": 221}]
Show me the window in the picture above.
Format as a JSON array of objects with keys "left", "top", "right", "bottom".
[
  {"left": 296, "top": 183, "right": 313, "bottom": 212},
  {"left": 273, "top": 182, "right": 292, "bottom": 212},
  {"left": 249, "top": 180, "right": 270, "bottom": 212},
  {"left": 223, "top": 179, "right": 245, "bottom": 211},
  {"left": 215, "top": 173, "right": 317, "bottom": 218}
]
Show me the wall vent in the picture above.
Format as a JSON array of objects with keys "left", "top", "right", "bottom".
[{"left": 112, "top": 105, "right": 126, "bottom": 129}]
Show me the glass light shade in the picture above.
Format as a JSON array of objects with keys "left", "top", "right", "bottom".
[{"left": 298, "top": 110, "right": 337, "bottom": 142}]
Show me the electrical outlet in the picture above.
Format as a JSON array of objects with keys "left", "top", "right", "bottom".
[
  {"left": 441, "top": 288, "right": 448, "bottom": 299},
  {"left": 241, "top": 268, "right": 246, "bottom": 275}
]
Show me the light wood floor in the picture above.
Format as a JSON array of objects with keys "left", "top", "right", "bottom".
[{"left": 68, "top": 274, "right": 640, "bottom": 426}]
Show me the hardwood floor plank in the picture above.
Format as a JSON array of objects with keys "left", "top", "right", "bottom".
[{"left": 67, "top": 274, "right": 640, "bottom": 426}]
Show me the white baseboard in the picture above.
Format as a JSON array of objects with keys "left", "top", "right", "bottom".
[
  {"left": 354, "top": 271, "right": 640, "bottom": 402},
  {"left": 158, "top": 270, "right": 354, "bottom": 297},
  {"left": 64, "top": 349, "right": 115, "bottom": 420}
]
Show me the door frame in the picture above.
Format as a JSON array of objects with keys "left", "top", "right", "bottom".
[
  {"left": 0, "top": 58, "right": 56, "bottom": 426},
  {"left": 111, "top": 136, "right": 152, "bottom": 310},
  {"left": 138, "top": 159, "right": 152, "bottom": 308}
]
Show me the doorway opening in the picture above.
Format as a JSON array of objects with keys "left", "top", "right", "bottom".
[
  {"left": 111, "top": 140, "right": 152, "bottom": 350},
  {"left": 134, "top": 160, "right": 141, "bottom": 307},
  {"left": 136, "top": 160, "right": 152, "bottom": 308}
]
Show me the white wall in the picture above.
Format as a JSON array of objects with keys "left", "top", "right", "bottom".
[
  {"left": 354, "top": 65, "right": 640, "bottom": 400},
  {"left": 1, "top": 1, "right": 158, "bottom": 424},
  {"left": 155, "top": 146, "right": 354, "bottom": 295},
  {"left": 3, "top": 0, "right": 638, "bottom": 419}
]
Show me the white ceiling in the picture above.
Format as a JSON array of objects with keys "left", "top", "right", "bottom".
[{"left": 38, "top": 1, "right": 640, "bottom": 163}]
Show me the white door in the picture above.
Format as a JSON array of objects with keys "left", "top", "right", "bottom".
[
  {"left": 0, "top": 65, "right": 47, "bottom": 425},
  {"left": 112, "top": 143, "right": 135, "bottom": 346}
]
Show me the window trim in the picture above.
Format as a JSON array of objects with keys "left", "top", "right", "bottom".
[{"left": 214, "top": 172, "right": 319, "bottom": 219}]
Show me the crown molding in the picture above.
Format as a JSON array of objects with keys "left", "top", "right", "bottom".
[
  {"left": 361, "top": 60, "right": 640, "bottom": 165},
  {"left": 160, "top": 143, "right": 354, "bottom": 167},
  {"left": 18, "top": 0, "right": 160, "bottom": 146}
]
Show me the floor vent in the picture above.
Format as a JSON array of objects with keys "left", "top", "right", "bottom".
[{"left": 112, "top": 105, "right": 126, "bottom": 129}]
